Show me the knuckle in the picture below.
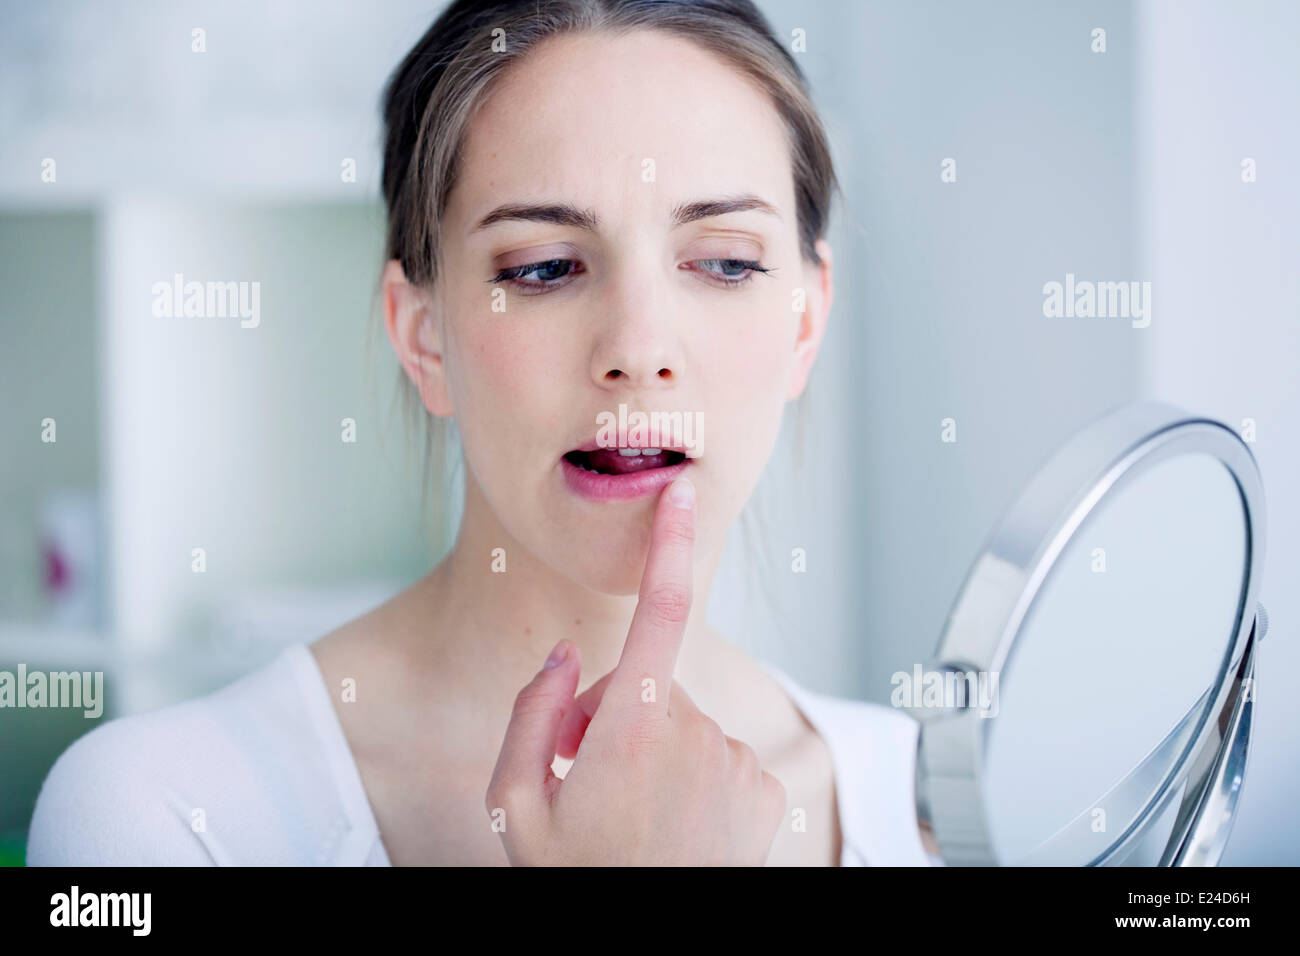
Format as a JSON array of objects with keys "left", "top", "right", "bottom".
[
  {"left": 644, "top": 583, "right": 691, "bottom": 628},
  {"left": 666, "top": 679, "right": 695, "bottom": 713},
  {"left": 485, "top": 778, "right": 525, "bottom": 816},
  {"left": 763, "top": 770, "right": 788, "bottom": 812},
  {"left": 690, "top": 715, "right": 728, "bottom": 756},
  {"left": 618, "top": 711, "right": 669, "bottom": 760},
  {"left": 510, "top": 682, "right": 556, "bottom": 720},
  {"left": 729, "top": 737, "right": 759, "bottom": 775}
]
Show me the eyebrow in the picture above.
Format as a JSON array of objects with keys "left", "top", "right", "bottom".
[{"left": 470, "top": 193, "right": 780, "bottom": 233}]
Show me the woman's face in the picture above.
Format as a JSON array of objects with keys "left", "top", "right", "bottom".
[{"left": 406, "top": 29, "right": 831, "bottom": 594}]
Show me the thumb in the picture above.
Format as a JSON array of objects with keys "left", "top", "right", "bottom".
[{"left": 487, "top": 640, "right": 582, "bottom": 813}]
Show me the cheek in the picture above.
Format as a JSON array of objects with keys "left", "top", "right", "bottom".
[
  {"left": 444, "top": 315, "right": 580, "bottom": 491},
  {"left": 448, "top": 318, "right": 549, "bottom": 421},
  {"left": 694, "top": 295, "right": 799, "bottom": 492},
  {"left": 698, "top": 291, "right": 799, "bottom": 399}
]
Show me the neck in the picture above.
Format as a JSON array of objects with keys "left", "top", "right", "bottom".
[{"left": 412, "top": 471, "right": 729, "bottom": 692}]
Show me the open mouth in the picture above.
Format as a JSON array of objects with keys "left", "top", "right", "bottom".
[
  {"left": 559, "top": 444, "right": 694, "bottom": 501},
  {"left": 562, "top": 447, "right": 688, "bottom": 476}
]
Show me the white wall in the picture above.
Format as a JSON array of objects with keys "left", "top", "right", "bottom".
[
  {"left": 1135, "top": 0, "right": 1300, "bottom": 866},
  {"left": 0, "top": 0, "right": 439, "bottom": 204},
  {"left": 728, "top": 0, "right": 1145, "bottom": 701}
]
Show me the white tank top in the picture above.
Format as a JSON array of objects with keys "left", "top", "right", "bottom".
[{"left": 26, "top": 642, "right": 932, "bottom": 866}]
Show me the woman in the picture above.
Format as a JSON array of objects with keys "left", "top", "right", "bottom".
[{"left": 27, "top": 0, "right": 926, "bottom": 866}]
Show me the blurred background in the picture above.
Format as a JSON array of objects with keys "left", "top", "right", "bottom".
[{"left": 0, "top": 0, "right": 1295, "bottom": 865}]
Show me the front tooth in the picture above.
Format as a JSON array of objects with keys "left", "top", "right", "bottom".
[
  {"left": 643, "top": 448, "right": 662, "bottom": 455},
  {"left": 618, "top": 448, "right": 642, "bottom": 457}
]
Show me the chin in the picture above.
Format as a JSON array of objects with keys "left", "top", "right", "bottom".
[
  {"left": 571, "top": 559, "right": 646, "bottom": 597},
  {"left": 538, "top": 513, "right": 656, "bottom": 596}
]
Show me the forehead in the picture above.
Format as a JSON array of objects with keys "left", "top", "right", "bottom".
[{"left": 448, "top": 29, "right": 795, "bottom": 229}]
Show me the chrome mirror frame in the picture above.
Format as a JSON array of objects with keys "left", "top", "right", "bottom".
[{"left": 912, "top": 402, "right": 1266, "bottom": 866}]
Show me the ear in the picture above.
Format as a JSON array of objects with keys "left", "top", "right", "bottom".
[
  {"left": 786, "top": 238, "right": 834, "bottom": 401},
  {"left": 381, "top": 259, "right": 454, "bottom": 417}
]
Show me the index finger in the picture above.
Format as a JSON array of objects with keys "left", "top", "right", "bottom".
[{"left": 607, "top": 476, "right": 696, "bottom": 715}]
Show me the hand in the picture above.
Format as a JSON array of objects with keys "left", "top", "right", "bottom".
[{"left": 485, "top": 476, "right": 787, "bottom": 865}]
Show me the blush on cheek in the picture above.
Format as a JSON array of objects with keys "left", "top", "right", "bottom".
[{"left": 468, "top": 328, "right": 546, "bottom": 405}]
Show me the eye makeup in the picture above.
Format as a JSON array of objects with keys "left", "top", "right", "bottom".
[{"left": 487, "top": 251, "right": 775, "bottom": 295}]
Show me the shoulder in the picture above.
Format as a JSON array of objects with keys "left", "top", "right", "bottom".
[
  {"left": 25, "top": 700, "right": 208, "bottom": 865},
  {"left": 25, "top": 643, "right": 361, "bottom": 866},
  {"left": 758, "top": 662, "right": 932, "bottom": 867},
  {"left": 785, "top": 680, "right": 919, "bottom": 762}
]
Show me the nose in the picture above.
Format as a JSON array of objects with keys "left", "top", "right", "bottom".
[{"left": 589, "top": 266, "right": 684, "bottom": 391}]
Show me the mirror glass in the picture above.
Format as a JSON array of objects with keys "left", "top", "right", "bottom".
[{"left": 981, "top": 452, "right": 1248, "bottom": 865}]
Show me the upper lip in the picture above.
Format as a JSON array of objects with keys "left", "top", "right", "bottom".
[
  {"left": 566, "top": 426, "right": 698, "bottom": 455},
  {"left": 568, "top": 438, "right": 694, "bottom": 454}
]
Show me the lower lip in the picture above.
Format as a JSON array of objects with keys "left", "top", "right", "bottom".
[{"left": 560, "top": 455, "right": 693, "bottom": 502}]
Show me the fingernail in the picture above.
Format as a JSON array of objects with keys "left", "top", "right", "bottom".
[
  {"left": 544, "top": 640, "right": 568, "bottom": 669},
  {"left": 667, "top": 476, "right": 694, "bottom": 509}
]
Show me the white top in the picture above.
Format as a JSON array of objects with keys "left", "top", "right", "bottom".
[{"left": 25, "top": 642, "right": 932, "bottom": 866}]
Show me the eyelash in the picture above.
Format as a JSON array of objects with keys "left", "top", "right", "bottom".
[{"left": 488, "top": 258, "right": 772, "bottom": 295}]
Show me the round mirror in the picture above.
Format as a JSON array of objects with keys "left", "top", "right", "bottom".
[{"left": 914, "top": 402, "right": 1266, "bottom": 866}]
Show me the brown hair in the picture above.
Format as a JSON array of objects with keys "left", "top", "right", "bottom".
[{"left": 378, "top": 0, "right": 840, "bottom": 544}]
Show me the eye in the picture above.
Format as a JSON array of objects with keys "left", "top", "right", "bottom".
[
  {"left": 684, "top": 258, "right": 773, "bottom": 287},
  {"left": 489, "top": 258, "right": 582, "bottom": 294}
]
